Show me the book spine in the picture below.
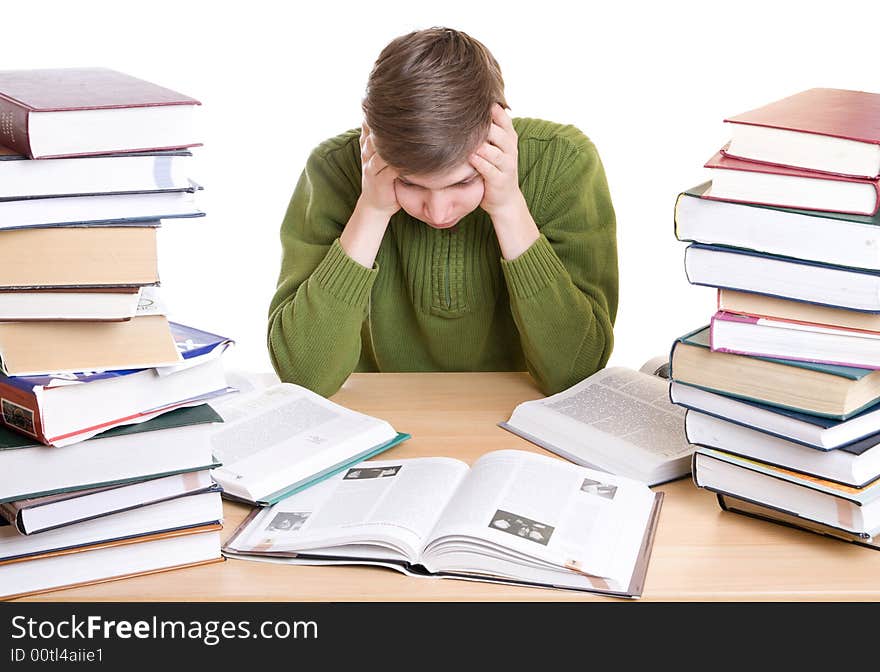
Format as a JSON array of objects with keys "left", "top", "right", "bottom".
[
  {"left": 0, "top": 97, "right": 33, "bottom": 158},
  {"left": 0, "top": 380, "right": 47, "bottom": 444}
]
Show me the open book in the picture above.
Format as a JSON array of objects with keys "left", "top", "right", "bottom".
[
  {"left": 500, "top": 359, "right": 692, "bottom": 485},
  {"left": 222, "top": 449, "right": 664, "bottom": 598},
  {"left": 209, "top": 383, "right": 409, "bottom": 506}
]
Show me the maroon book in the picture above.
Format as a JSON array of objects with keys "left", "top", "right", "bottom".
[
  {"left": 723, "top": 89, "right": 880, "bottom": 178},
  {"left": 725, "top": 88, "right": 880, "bottom": 144},
  {"left": 0, "top": 67, "right": 201, "bottom": 159}
]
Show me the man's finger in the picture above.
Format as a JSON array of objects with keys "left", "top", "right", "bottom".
[
  {"left": 475, "top": 142, "right": 505, "bottom": 170},
  {"left": 487, "top": 123, "right": 516, "bottom": 155},
  {"left": 469, "top": 152, "right": 501, "bottom": 178},
  {"left": 491, "top": 103, "right": 515, "bottom": 132}
]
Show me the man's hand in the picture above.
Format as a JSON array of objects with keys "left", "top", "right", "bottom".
[
  {"left": 470, "top": 105, "right": 539, "bottom": 260},
  {"left": 340, "top": 124, "right": 400, "bottom": 268},
  {"left": 358, "top": 122, "right": 401, "bottom": 218}
]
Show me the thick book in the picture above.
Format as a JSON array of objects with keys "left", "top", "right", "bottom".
[
  {"left": 0, "top": 186, "right": 203, "bottom": 229},
  {"left": 499, "top": 364, "right": 692, "bottom": 485},
  {"left": 210, "top": 383, "right": 410, "bottom": 506},
  {"left": 0, "top": 314, "right": 182, "bottom": 376},
  {"left": 669, "top": 326, "right": 880, "bottom": 419},
  {"left": 0, "top": 322, "right": 232, "bottom": 446},
  {"left": 675, "top": 182, "right": 880, "bottom": 271},
  {"left": 0, "top": 490, "right": 222, "bottom": 563},
  {"left": 0, "top": 68, "right": 201, "bottom": 159},
  {"left": 718, "top": 289, "right": 880, "bottom": 332},
  {"left": 1, "top": 524, "right": 222, "bottom": 601},
  {"left": 0, "top": 404, "right": 222, "bottom": 503},
  {"left": 684, "top": 243, "right": 880, "bottom": 312},
  {"left": 0, "top": 225, "right": 159, "bottom": 290},
  {"left": 693, "top": 447, "right": 880, "bottom": 535},
  {"left": 685, "top": 409, "right": 880, "bottom": 488},
  {"left": 0, "top": 286, "right": 142, "bottom": 322},
  {"left": 670, "top": 380, "right": 880, "bottom": 450},
  {"left": 716, "top": 493, "right": 880, "bottom": 550},
  {"left": 222, "top": 450, "right": 664, "bottom": 598},
  {"left": 0, "top": 146, "right": 194, "bottom": 199},
  {"left": 709, "top": 310, "right": 880, "bottom": 370},
  {"left": 0, "top": 469, "right": 217, "bottom": 535},
  {"left": 703, "top": 150, "right": 880, "bottom": 216},
  {"left": 723, "top": 88, "right": 880, "bottom": 178}
]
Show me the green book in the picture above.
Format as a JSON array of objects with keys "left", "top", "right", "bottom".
[
  {"left": 0, "top": 404, "right": 223, "bottom": 503},
  {"left": 674, "top": 181, "right": 880, "bottom": 271},
  {"left": 670, "top": 326, "right": 880, "bottom": 419}
]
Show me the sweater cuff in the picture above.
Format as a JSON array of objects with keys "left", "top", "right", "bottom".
[
  {"left": 501, "top": 234, "right": 568, "bottom": 298},
  {"left": 310, "top": 238, "right": 378, "bottom": 307}
]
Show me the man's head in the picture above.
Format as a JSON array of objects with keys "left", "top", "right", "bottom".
[
  {"left": 362, "top": 27, "right": 507, "bottom": 176},
  {"left": 362, "top": 28, "right": 507, "bottom": 229}
]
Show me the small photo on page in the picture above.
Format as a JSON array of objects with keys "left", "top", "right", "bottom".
[
  {"left": 580, "top": 478, "right": 618, "bottom": 500},
  {"left": 265, "top": 511, "right": 310, "bottom": 533},
  {"left": 489, "top": 509, "right": 554, "bottom": 546},
  {"left": 343, "top": 465, "right": 402, "bottom": 480}
]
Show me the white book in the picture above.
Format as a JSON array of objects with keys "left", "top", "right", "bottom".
[
  {"left": 684, "top": 244, "right": 880, "bottom": 312},
  {"left": 693, "top": 447, "right": 880, "bottom": 536},
  {"left": 210, "top": 383, "right": 407, "bottom": 506},
  {"left": 0, "top": 527, "right": 221, "bottom": 600},
  {"left": 0, "top": 490, "right": 222, "bottom": 562},
  {"left": 674, "top": 183, "right": 880, "bottom": 271},
  {"left": 0, "top": 287, "right": 142, "bottom": 321},
  {"left": 223, "top": 450, "right": 663, "bottom": 598},
  {"left": 0, "top": 148, "right": 195, "bottom": 199},
  {"left": 0, "top": 187, "right": 202, "bottom": 228},
  {"left": 500, "top": 364, "right": 691, "bottom": 485},
  {"left": 686, "top": 410, "right": 880, "bottom": 488},
  {"left": 0, "top": 469, "right": 216, "bottom": 535}
]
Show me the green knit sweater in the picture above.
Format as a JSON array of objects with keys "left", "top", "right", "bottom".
[{"left": 268, "top": 118, "right": 618, "bottom": 397}]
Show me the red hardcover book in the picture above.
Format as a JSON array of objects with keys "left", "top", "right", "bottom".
[
  {"left": 703, "top": 149, "right": 880, "bottom": 216},
  {"left": 723, "top": 88, "right": 880, "bottom": 178},
  {"left": 0, "top": 68, "right": 201, "bottom": 159}
]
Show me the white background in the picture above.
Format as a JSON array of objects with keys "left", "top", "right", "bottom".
[{"left": 6, "top": 0, "right": 880, "bottom": 379}]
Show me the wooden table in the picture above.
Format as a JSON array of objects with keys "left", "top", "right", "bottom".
[{"left": 19, "top": 372, "right": 880, "bottom": 602}]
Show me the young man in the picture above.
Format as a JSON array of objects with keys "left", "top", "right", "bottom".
[{"left": 268, "top": 28, "right": 618, "bottom": 397}]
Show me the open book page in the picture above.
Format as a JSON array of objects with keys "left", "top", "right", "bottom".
[
  {"left": 421, "top": 450, "right": 657, "bottom": 587},
  {"left": 223, "top": 457, "right": 469, "bottom": 563},
  {"left": 504, "top": 366, "right": 690, "bottom": 483},
  {"left": 209, "top": 384, "right": 398, "bottom": 502}
]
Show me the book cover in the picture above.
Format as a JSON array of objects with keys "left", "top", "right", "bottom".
[
  {"left": 725, "top": 88, "right": 880, "bottom": 147},
  {"left": 0, "top": 68, "right": 201, "bottom": 158}
]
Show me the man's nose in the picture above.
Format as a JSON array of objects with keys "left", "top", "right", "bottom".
[{"left": 424, "top": 192, "right": 452, "bottom": 223}]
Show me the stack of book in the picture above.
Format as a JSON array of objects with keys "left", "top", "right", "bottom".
[
  {"left": 0, "top": 68, "right": 233, "bottom": 599},
  {"left": 669, "top": 88, "right": 880, "bottom": 550}
]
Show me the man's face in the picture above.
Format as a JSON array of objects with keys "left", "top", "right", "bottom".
[{"left": 394, "top": 162, "right": 485, "bottom": 229}]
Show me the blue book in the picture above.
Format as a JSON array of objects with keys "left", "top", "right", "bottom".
[
  {"left": 670, "top": 326, "right": 880, "bottom": 420},
  {"left": 670, "top": 380, "right": 880, "bottom": 450},
  {"left": 0, "top": 322, "right": 233, "bottom": 447},
  {"left": 683, "top": 242, "right": 880, "bottom": 312}
]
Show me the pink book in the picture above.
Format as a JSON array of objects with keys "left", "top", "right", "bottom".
[
  {"left": 703, "top": 149, "right": 880, "bottom": 216},
  {"left": 709, "top": 310, "right": 880, "bottom": 370}
]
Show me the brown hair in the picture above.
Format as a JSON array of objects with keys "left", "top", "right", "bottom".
[{"left": 362, "top": 27, "right": 507, "bottom": 175}]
